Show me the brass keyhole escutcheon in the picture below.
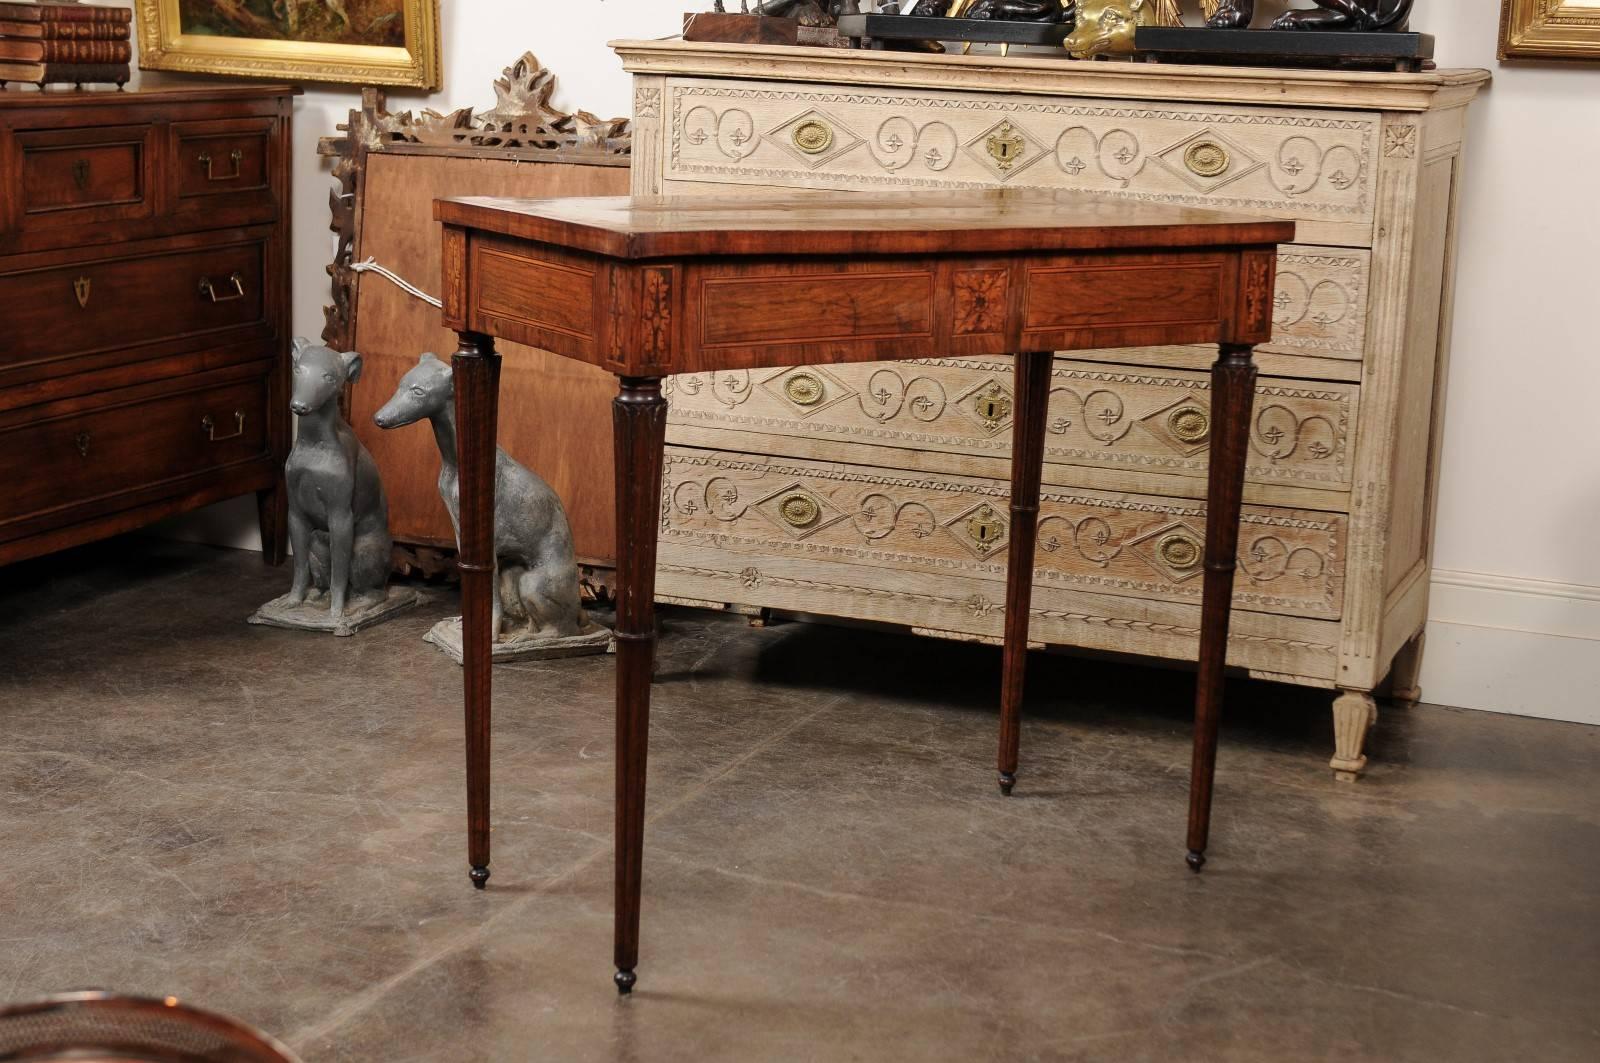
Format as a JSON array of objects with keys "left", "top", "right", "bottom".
[
  {"left": 792, "top": 120, "right": 834, "bottom": 156},
  {"left": 74, "top": 431, "right": 91, "bottom": 459},
  {"left": 72, "top": 158, "right": 90, "bottom": 191},
  {"left": 974, "top": 390, "right": 1012, "bottom": 425},
  {"left": 784, "top": 372, "right": 825, "bottom": 407},
  {"left": 1168, "top": 405, "right": 1210, "bottom": 444},
  {"left": 986, "top": 121, "right": 1025, "bottom": 171},
  {"left": 1183, "top": 140, "right": 1230, "bottom": 178},
  {"left": 778, "top": 493, "right": 821, "bottom": 529},
  {"left": 967, "top": 505, "right": 1005, "bottom": 550},
  {"left": 73, "top": 276, "right": 92, "bottom": 309},
  {"left": 1158, "top": 533, "right": 1202, "bottom": 571}
]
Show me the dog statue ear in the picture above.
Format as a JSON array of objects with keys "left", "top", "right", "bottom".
[
  {"left": 291, "top": 337, "right": 311, "bottom": 363},
  {"left": 341, "top": 350, "right": 364, "bottom": 383},
  {"left": 420, "top": 351, "right": 439, "bottom": 363}
]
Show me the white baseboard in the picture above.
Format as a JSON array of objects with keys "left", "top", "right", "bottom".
[{"left": 1419, "top": 569, "right": 1600, "bottom": 726}]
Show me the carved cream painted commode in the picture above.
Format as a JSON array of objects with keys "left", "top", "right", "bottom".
[{"left": 615, "top": 40, "right": 1488, "bottom": 778}]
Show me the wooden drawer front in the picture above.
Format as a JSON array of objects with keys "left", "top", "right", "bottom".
[
  {"left": 666, "top": 356, "right": 1357, "bottom": 493},
  {"left": 172, "top": 118, "right": 275, "bottom": 212},
  {"left": 1, "top": 239, "right": 268, "bottom": 366},
  {"left": 14, "top": 124, "right": 156, "bottom": 230},
  {"left": 0, "top": 374, "right": 269, "bottom": 526},
  {"left": 664, "top": 78, "right": 1379, "bottom": 243},
  {"left": 661, "top": 448, "right": 1346, "bottom": 620},
  {"left": 1265, "top": 245, "right": 1369, "bottom": 360}
]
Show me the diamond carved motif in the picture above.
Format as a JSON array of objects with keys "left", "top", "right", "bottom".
[
  {"left": 758, "top": 367, "right": 857, "bottom": 417},
  {"left": 1137, "top": 397, "right": 1213, "bottom": 457},
  {"left": 751, "top": 482, "right": 849, "bottom": 541},
  {"left": 953, "top": 378, "right": 1015, "bottom": 438},
  {"left": 963, "top": 118, "right": 1048, "bottom": 182},
  {"left": 943, "top": 502, "right": 1010, "bottom": 560},
  {"left": 1126, "top": 521, "right": 1207, "bottom": 583},
  {"left": 763, "top": 108, "right": 864, "bottom": 169},
  {"left": 1152, "top": 129, "right": 1263, "bottom": 194}
]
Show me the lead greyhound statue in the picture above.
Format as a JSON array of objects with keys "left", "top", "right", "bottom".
[
  {"left": 374, "top": 352, "right": 610, "bottom": 662},
  {"left": 249, "top": 339, "right": 419, "bottom": 636}
]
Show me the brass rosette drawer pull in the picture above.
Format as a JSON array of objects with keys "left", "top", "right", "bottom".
[
  {"left": 778, "top": 493, "right": 821, "bottom": 528},
  {"left": 1167, "top": 404, "right": 1211, "bottom": 444},
  {"left": 202, "top": 410, "right": 247, "bottom": 442},
  {"left": 784, "top": 372, "right": 825, "bottom": 407},
  {"left": 198, "top": 148, "right": 244, "bottom": 181},
  {"left": 198, "top": 272, "right": 247, "bottom": 303},
  {"left": 1158, "top": 532, "right": 1202, "bottom": 572},
  {"left": 1183, "top": 140, "right": 1230, "bottom": 179},
  {"left": 791, "top": 119, "right": 834, "bottom": 155}
]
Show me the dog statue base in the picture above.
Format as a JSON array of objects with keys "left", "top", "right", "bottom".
[
  {"left": 423, "top": 616, "right": 614, "bottom": 665},
  {"left": 250, "top": 586, "right": 423, "bottom": 638}
]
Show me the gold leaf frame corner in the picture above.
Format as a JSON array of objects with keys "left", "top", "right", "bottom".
[{"left": 1498, "top": 0, "right": 1600, "bottom": 61}]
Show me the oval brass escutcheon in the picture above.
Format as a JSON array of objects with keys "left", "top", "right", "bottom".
[
  {"left": 778, "top": 493, "right": 821, "bottom": 528},
  {"left": 974, "top": 391, "right": 1012, "bottom": 423},
  {"left": 1158, "top": 533, "right": 1202, "bottom": 571},
  {"left": 1168, "top": 405, "right": 1211, "bottom": 444},
  {"left": 784, "top": 372, "right": 825, "bottom": 407},
  {"left": 1183, "top": 140, "right": 1230, "bottom": 178},
  {"left": 967, "top": 506, "right": 1004, "bottom": 547},
  {"left": 792, "top": 120, "right": 834, "bottom": 155}
]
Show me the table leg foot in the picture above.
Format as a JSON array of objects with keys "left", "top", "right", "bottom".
[
  {"left": 469, "top": 865, "right": 490, "bottom": 890},
  {"left": 998, "top": 771, "right": 1016, "bottom": 796},
  {"left": 1186, "top": 849, "right": 1206, "bottom": 873},
  {"left": 614, "top": 968, "right": 637, "bottom": 995}
]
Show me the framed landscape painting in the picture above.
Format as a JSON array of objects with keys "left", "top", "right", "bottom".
[{"left": 136, "top": 0, "right": 441, "bottom": 88}]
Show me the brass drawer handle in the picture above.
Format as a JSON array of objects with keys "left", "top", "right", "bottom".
[
  {"left": 1158, "top": 532, "right": 1202, "bottom": 571},
  {"left": 73, "top": 275, "right": 92, "bottom": 309},
  {"left": 778, "top": 493, "right": 820, "bottom": 528},
  {"left": 198, "top": 148, "right": 244, "bottom": 181},
  {"left": 1168, "top": 404, "right": 1210, "bottom": 444},
  {"left": 75, "top": 431, "right": 91, "bottom": 459},
  {"left": 202, "top": 410, "right": 246, "bottom": 442},
  {"left": 792, "top": 120, "right": 834, "bottom": 156},
  {"left": 72, "top": 158, "right": 90, "bottom": 191},
  {"left": 1184, "top": 141, "right": 1230, "bottom": 179},
  {"left": 199, "top": 272, "right": 247, "bottom": 303}
]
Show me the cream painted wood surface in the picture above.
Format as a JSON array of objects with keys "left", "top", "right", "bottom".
[{"left": 621, "top": 41, "right": 1487, "bottom": 776}]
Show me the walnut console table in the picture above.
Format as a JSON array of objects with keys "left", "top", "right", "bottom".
[{"left": 435, "top": 190, "right": 1293, "bottom": 993}]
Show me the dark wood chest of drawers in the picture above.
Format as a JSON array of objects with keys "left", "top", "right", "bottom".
[{"left": 0, "top": 85, "right": 294, "bottom": 567}]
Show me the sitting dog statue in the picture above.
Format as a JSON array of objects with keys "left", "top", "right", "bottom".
[
  {"left": 374, "top": 353, "right": 610, "bottom": 662},
  {"left": 249, "top": 339, "right": 418, "bottom": 636}
]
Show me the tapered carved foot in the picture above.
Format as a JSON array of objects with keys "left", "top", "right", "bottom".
[
  {"left": 1387, "top": 632, "right": 1425, "bottom": 706},
  {"left": 614, "top": 968, "right": 637, "bottom": 995},
  {"left": 1330, "top": 690, "right": 1378, "bottom": 781},
  {"left": 469, "top": 865, "right": 490, "bottom": 890},
  {"left": 1186, "top": 849, "right": 1206, "bottom": 873},
  {"left": 998, "top": 771, "right": 1016, "bottom": 796}
]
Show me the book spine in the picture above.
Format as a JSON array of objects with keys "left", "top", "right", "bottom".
[
  {"left": 0, "top": 4, "right": 135, "bottom": 24},
  {"left": 34, "top": 61, "right": 130, "bottom": 82},
  {"left": 37, "top": 38, "right": 131, "bottom": 63},
  {"left": 40, "top": 22, "right": 132, "bottom": 39}
]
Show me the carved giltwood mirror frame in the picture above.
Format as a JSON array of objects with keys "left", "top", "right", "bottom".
[
  {"left": 319, "top": 55, "right": 631, "bottom": 585},
  {"left": 1499, "top": 0, "right": 1600, "bottom": 60}
]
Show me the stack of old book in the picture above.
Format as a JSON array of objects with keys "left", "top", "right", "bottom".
[{"left": 0, "top": 2, "right": 131, "bottom": 88}]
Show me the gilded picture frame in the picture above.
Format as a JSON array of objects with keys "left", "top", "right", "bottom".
[
  {"left": 1499, "top": 0, "right": 1600, "bottom": 60},
  {"left": 135, "top": 0, "right": 442, "bottom": 88}
]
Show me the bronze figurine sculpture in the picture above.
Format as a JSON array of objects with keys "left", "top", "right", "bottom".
[{"left": 1207, "top": 0, "right": 1413, "bottom": 30}]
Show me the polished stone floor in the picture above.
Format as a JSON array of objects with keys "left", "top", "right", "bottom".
[{"left": 1, "top": 538, "right": 1595, "bottom": 1062}]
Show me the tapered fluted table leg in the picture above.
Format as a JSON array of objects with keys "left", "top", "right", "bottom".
[
  {"left": 454, "top": 332, "right": 501, "bottom": 890},
  {"left": 998, "top": 351, "right": 1054, "bottom": 795},
  {"left": 612, "top": 376, "right": 668, "bottom": 994},
  {"left": 1186, "top": 343, "right": 1257, "bottom": 872}
]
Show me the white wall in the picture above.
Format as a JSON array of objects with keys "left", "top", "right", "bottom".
[{"left": 140, "top": 0, "right": 1597, "bottom": 723}]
